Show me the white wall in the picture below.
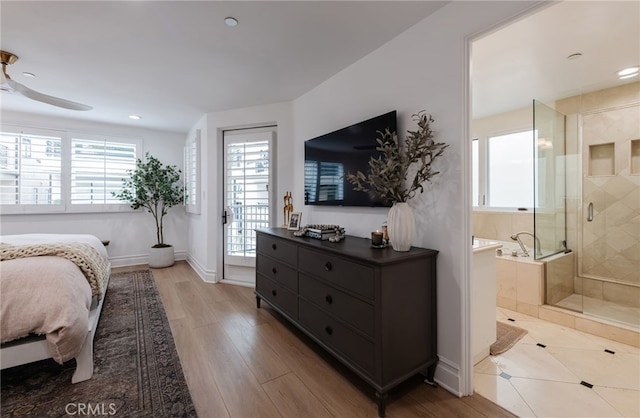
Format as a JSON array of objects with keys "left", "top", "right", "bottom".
[
  {"left": 290, "top": 0, "right": 541, "bottom": 395},
  {"left": 472, "top": 105, "right": 532, "bottom": 141},
  {"left": 185, "top": 102, "right": 294, "bottom": 282},
  {"left": 185, "top": 115, "right": 210, "bottom": 279},
  {"left": 0, "top": 111, "right": 188, "bottom": 267}
]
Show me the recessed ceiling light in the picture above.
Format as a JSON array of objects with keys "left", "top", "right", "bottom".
[
  {"left": 617, "top": 66, "right": 639, "bottom": 79},
  {"left": 224, "top": 17, "right": 238, "bottom": 27},
  {"left": 566, "top": 53, "right": 582, "bottom": 60},
  {"left": 22, "top": 72, "right": 36, "bottom": 78},
  {"left": 129, "top": 115, "right": 141, "bottom": 120}
]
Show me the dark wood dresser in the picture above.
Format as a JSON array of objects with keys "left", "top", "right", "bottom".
[{"left": 255, "top": 227, "right": 438, "bottom": 417}]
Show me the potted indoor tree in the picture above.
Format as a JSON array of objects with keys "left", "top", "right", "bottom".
[
  {"left": 346, "top": 111, "right": 448, "bottom": 251},
  {"left": 113, "top": 152, "right": 185, "bottom": 268}
]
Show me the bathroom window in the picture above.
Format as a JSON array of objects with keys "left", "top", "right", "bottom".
[{"left": 473, "top": 130, "right": 534, "bottom": 210}]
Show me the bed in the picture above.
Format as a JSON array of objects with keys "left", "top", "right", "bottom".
[{"left": 0, "top": 234, "right": 111, "bottom": 383}]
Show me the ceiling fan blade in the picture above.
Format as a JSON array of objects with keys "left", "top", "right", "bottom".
[{"left": 6, "top": 78, "right": 92, "bottom": 111}]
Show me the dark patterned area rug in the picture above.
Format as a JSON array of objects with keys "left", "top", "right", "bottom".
[{"left": 1, "top": 269, "right": 196, "bottom": 417}]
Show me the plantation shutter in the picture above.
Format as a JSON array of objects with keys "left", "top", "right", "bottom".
[
  {"left": 0, "top": 131, "right": 62, "bottom": 206},
  {"left": 71, "top": 138, "right": 137, "bottom": 204},
  {"left": 183, "top": 129, "right": 200, "bottom": 214}
]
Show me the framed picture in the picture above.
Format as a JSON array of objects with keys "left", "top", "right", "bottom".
[{"left": 287, "top": 212, "right": 301, "bottom": 230}]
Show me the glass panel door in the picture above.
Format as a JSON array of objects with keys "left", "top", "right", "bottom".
[
  {"left": 223, "top": 129, "right": 273, "bottom": 284},
  {"left": 533, "top": 99, "right": 567, "bottom": 260},
  {"left": 580, "top": 105, "right": 640, "bottom": 326}
]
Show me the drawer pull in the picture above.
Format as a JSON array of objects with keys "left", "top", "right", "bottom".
[
  {"left": 272, "top": 243, "right": 277, "bottom": 250},
  {"left": 272, "top": 267, "right": 277, "bottom": 274},
  {"left": 325, "top": 294, "right": 333, "bottom": 305},
  {"left": 271, "top": 289, "right": 277, "bottom": 297},
  {"left": 325, "top": 326, "right": 333, "bottom": 336},
  {"left": 324, "top": 261, "right": 332, "bottom": 271}
]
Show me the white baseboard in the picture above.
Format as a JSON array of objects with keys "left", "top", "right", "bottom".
[
  {"left": 434, "top": 355, "right": 462, "bottom": 397},
  {"left": 219, "top": 278, "right": 255, "bottom": 288},
  {"left": 186, "top": 255, "right": 217, "bottom": 283},
  {"left": 108, "top": 251, "right": 187, "bottom": 269}
]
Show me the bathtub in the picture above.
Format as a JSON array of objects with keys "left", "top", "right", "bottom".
[
  {"left": 474, "top": 238, "right": 575, "bottom": 317},
  {"left": 475, "top": 237, "right": 639, "bottom": 347}
]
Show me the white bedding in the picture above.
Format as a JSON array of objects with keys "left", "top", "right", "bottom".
[{"left": 0, "top": 233, "right": 110, "bottom": 364}]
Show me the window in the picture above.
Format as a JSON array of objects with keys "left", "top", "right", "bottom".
[
  {"left": 183, "top": 129, "right": 200, "bottom": 214},
  {"left": 473, "top": 130, "right": 534, "bottom": 209},
  {"left": 0, "top": 131, "right": 62, "bottom": 207},
  {"left": 70, "top": 137, "right": 138, "bottom": 206},
  {"left": 0, "top": 126, "right": 141, "bottom": 214},
  {"left": 472, "top": 138, "right": 479, "bottom": 207}
]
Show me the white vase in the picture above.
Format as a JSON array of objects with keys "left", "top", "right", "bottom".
[
  {"left": 387, "top": 202, "right": 415, "bottom": 251},
  {"left": 148, "top": 245, "right": 175, "bottom": 268}
]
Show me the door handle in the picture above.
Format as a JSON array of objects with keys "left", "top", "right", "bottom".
[
  {"left": 587, "top": 202, "right": 593, "bottom": 222},
  {"left": 223, "top": 206, "right": 234, "bottom": 225}
]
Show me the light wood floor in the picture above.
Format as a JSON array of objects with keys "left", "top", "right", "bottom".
[{"left": 114, "top": 262, "right": 516, "bottom": 418}]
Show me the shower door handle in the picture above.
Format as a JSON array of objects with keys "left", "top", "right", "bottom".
[{"left": 587, "top": 202, "right": 593, "bottom": 222}]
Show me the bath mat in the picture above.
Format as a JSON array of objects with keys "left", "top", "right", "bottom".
[{"left": 490, "top": 321, "right": 528, "bottom": 356}]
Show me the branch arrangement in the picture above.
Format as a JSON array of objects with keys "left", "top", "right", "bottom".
[{"left": 345, "top": 111, "right": 448, "bottom": 204}]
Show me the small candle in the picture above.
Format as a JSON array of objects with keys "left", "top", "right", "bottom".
[
  {"left": 382, "top": 224, "right": 389, "bottom": 242},
  {"left": 371, "top": 230, "right": 383, "bottom": 246}
]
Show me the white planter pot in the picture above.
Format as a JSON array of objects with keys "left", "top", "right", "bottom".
[
  {"left": 148, "top": 245, "right": 175, "bottom": 268},
  {"left": 387, "top": 202, "right": 415, "bottom": 251}
]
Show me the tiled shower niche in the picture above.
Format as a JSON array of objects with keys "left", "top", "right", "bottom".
[{"left": 589, "top": 142, "right": 615, "bottom": 176}]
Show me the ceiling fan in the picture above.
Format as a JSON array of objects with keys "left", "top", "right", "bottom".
[{"left": 1, "top": 50, "right": 92, "bottom": 111}]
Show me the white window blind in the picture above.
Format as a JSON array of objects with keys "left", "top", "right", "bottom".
[
  {"left": 473, "top": 130, "right": 534, "bottom": 210},
  {"left": 0, "top": 131, "right": 62, "bottom": 206},
  {"left": 71, "top": 137, "right": 137, "bottom": 205},
  {"left": 487, "top": 131, "right": 534, "bottom": 208},
  {"left": 183, "top": 129, "right": 200, "bottom": 214}
]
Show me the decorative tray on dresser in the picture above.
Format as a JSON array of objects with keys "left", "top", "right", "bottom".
[{"left": 255, "top": 227, "right": 438, "bottom": 417}]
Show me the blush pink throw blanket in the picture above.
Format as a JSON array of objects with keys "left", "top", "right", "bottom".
[{"left": 1, "top": 256, "right": 92, "bottom": 363}]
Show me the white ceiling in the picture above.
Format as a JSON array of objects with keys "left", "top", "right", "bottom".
[
  {"left": 2, "top": 2, "right": 638, "bottom": 133},
  {"left": 0, "top": 1, "right": 447, "bottom": 133},
  {"left": 472, "top": 1, "right": 640, "bottom": 119}
]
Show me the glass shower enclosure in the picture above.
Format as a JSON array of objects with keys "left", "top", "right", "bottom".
[{"left": 533, "top": 99, "right": 567, "bottom": 259}]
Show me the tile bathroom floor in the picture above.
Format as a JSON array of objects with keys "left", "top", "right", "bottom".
[
  {"left": 555, "top": 294, "right": 640, "bottom": 328},
  {"left": 474, "top": 307, "right": 640, "bottom": 417}
]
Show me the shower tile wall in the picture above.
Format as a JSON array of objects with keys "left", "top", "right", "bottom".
[
  {"left": 557, "top": 82, "right": 640, "bottom": 308},
  {"left": 582, "top": 106, "right": 640, "bottom": 283},
  {"left": 473, "top": 211, "right": 533, "bottom": 245}
]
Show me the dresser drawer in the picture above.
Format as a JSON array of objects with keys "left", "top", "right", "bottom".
[
  {"left": 299, "top": 273, "right": 374, "bottom": 337},
  {"left": 257, "top": 256, "right": 298, "bottom": 292},
  {"left": 299, "top": 248, "right": 374, "bottom": 299},
  {"left": 256, "top": 274, "right": 298, "bottom": 319},
  {"left": 257, "top": 234, "right": 297, "bottom": 267},
  {"left": 299, "top": 301, "right": 374, "bottom": 375}
]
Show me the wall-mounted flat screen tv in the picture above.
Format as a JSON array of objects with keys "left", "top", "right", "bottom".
[{"left": 304, "top": 110, "right": 396, "bottom": 207}]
